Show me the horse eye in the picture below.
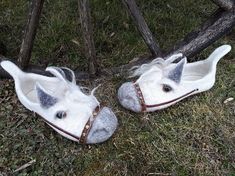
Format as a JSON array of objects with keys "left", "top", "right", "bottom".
[
  {"left": 162, "top": 84, "right": 172, "bottom": 92},
  {"left": 55, "top": 111, "right": 67, "bottom": 119}
]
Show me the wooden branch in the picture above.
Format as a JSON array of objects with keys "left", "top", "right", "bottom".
[
  {"left": 211, "top": 0, "right": 235, "bottom": 10},
  {"left": 0, "top": 57, "right": 89, "bottom": 80},
  {"left": 2, "top": 6, "right": 235, "bottom": 80},
  {"left": 122, "top": 0, "right": 162, "bottom": 57},
  {"left": 18, "top": 0, "right": 44, "bottom": 69},
  {"left": 78, "top": 0, "right": 98, "bottom": 77},
  {"left": 165, "top": 9, "right": 235, "bottom": 59},
  {"left": 103, "top": 9, "right": 235, "bottom": 76}
]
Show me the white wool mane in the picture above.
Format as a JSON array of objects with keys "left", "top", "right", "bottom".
[
  {"left": 130, "top": 57, "right": 165, "bottom": 77},
  {"left": 67, "top": 83, "right": 99, "bottom": 102},
  {"left": 73, "top": 84, "right": 100, "bottom": 105},
  {"left": 48, "top": 67, "right": 99, "bottom": 104},
  {"left": 67, "top": 79, "right": 99, "bottom": 105},
  {"left": 130, "top": 53, "right": 184, "bottom": 77}
]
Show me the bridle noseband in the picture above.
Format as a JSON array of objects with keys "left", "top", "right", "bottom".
[
  {"left": 133, "top": 82, "right": 198, "bottom": 112},
  {"left": 133, "top": 82, "right": 147, "bottom": 112},
  {"left": 38, "top": 105, "right": 101, "bottom": 144},
  {"left": 79, "top": 106, "right": 100, "bottom": 144}
]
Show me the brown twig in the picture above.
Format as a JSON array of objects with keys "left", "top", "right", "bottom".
[
  {"left": 18, "top": 0, "right": 44, "bottom": 69},
  {"left": 165, "top": 9, "right": 235, "bottom": 59},
  {"left": 78, "top": 0, "right": 98, "bottom": 76},
  {"left": 13, "top": 159, "right": 36, "bottom": 173},
  {"left": 122, "top": 0, "right": 162, "bottom": 57}
]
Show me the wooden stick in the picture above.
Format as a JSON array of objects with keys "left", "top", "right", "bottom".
[
  {"left": 211, "top": 0, "right": 235, "bottom": 10},
  {"left": 165, "top": 9, "right": 235, "bottom": 59},
  {"left": 18, "top": 0, "right": 44, "bottom": 69},
  {"left": 104, "top": 9, "right": 235, "bottom": 75},
  {"left": 1, "top": 9, "right": 235, "bottom": 79},
  {"left": 122, "top": 0, "right": 162, "bottom": 57},
  {"left": 13, "top": 159, "right": 36, "bottom": 173},
  {"left": 78, "top": 0, "right": 98, "bottom": 76}
]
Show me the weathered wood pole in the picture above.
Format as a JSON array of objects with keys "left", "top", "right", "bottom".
[
  {"left": 78, "top": 0, "right": 98, "bottom": 76},
  {"left": 166, "top": 9, "right": 235, "bottom": 59},
  {"left": 1, "top": 1, "right": 235, "bottom": 79},
  {"left": 211, "top": 0, "right": 235, "bottom": 10},
  {"left": 18, "top": 0, "right": 44, "bottom": 69},
  {"left": 122, "top": 0, "right": 162, "bottom": 57}
]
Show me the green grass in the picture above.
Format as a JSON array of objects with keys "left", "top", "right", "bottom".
[{"left": 1, "top": 0, "right": 235, "bottom": 175}]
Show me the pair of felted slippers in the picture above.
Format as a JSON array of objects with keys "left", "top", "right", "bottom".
[{"left": 0, "top": 45, "right": 231, "bottom": 144}]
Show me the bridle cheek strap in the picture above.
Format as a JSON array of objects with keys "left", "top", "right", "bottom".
[
  {"left": 133, "top": 82, "right": 198, "bottom": 112},
  {"left": 38, "top": 105, "right": 101, "bottom": 144},
  {"left": 133, "top": 82, "right": 147, "bottom": 112},
  {"left": 79, "top": 106, "right": 100, "bottom": 144}
]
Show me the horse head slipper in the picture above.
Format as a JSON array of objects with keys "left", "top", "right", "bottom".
[
  {"left": 118, "top": 45, "right": 231, "bottom": 112},
  {"left": 0, "top": 61, "right": 118, "bottom": 144}
]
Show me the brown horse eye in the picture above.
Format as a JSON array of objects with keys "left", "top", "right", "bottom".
[
  {"left": 162, "top": 84, "right": 172, "bottom": 92},
  {"left": 56, "top": 111, "right": 67, "bottom": 119}
]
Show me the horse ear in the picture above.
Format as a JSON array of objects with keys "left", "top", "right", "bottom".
[
  {"left": 60, "top": 67, "right": 76, "bottom": 84},
  {"left": 46, "top": 66, "right": 76, "bottom": 84},
  {"left": 36, "top": 82, "right": 58, "bottom": 109},
  {"left": 167, "top": 57, "right": 186, "bottom": 84}
]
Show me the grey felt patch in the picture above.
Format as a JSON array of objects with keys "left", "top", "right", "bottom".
[
  {"left": 118, "top": 82, "right": 142, "bottom": 112},
  {"left": 86, "top": 107, "right": 118, "bottom": 144},
  {"left": 36, "top": 84, "right": 58, "bottom": 109},
  {"left": 167, "top": 58, "right": 185, "bottom": 84}
]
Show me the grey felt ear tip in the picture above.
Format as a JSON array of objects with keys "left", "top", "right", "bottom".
[
  {"left": 86, "top": 106, "right": 118, "bottom": 144},
  {"left": 167, "top": 56, "right": 186, "bottom": 84},
  {"left": 36, "top": 82, "right": 58, "bottom": 108}
]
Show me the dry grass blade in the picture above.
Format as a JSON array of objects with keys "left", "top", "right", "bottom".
[
  {"left": 13, "top": 159, "right": 36, "bottom": 173},
  {"left": 223, "top": 97, "right": 234, "bottom": 104},
  {"left": 148, "top": 173, "right": 172, "bottom": 176}
]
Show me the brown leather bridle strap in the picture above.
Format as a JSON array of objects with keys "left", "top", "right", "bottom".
[
  {"left": 79, "top": 106, "right": 100, "bottom": 144},
  {"left": 145, "top": 89, "right": 198, "bottom": 108},
  {"left": 133, "top": 82, "right": 147, "bottom": 112},
  {"left": 133, "top": 82, "right": 198, "bottom": 112},
  {"left": 38, "top": 105, "right": 101, "bottom": 144},
  {"left": 39, "top": 114, "right": 81, "bottom": 141}
]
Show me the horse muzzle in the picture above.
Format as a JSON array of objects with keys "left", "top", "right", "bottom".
[
  {"left": 86, "top": 107, "right": 118, "bottom": 144},
  {"left": 118, "top": 82, "right": 142, "bottom": 112}
]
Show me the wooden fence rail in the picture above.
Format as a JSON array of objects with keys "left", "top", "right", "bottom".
[{"left": 0, "top": 0, "right": 235, "bottom": 79}]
